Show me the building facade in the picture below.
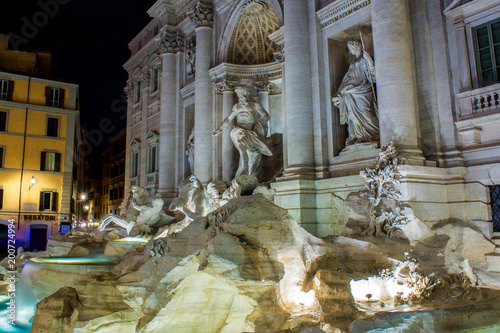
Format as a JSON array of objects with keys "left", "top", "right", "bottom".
[
  {"left": 0, "top": 35, "right": 81, "bottom": 251},
  {"left": 122, "top": 0, "right": 500, "bottom": 241}
]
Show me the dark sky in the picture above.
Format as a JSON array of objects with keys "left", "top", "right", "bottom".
[{"left": 0, "top": 0, "right": 154, "bottom": 148}]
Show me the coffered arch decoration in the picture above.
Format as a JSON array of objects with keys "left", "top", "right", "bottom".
[{"left": 226, "top": 1, "right": 279, "bottom": 65}]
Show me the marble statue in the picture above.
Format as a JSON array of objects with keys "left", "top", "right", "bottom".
[
  {"left": 332, "top": 40, "right": 379, "bottom": 146},
  {"left": 168, "top": 175, "right": 219, "bottom": 230},
  {"left": 185, "top": 39, "right": 196, "bottom": 77},
  {"left": 213, "top": 86, "right": 272, "bottom": 178},
  {"left": 185, "top": 128, "right": 195, "bottom": 174},
  {"left": 99, "top": 187, "right": 174, "bottom": 236}
]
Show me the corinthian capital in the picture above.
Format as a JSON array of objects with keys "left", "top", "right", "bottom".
[
  {"left": 189, "top": 2, "right": 214, "bottom": 28},
  {"left": 156, "top": 31, "right": 185, "bottom": 53},
  {"left": 254, "top": 81, "right": 275, "bottom": 93},
  {"left": 215, "top": 80, "right": 236, "bottom": 94}
]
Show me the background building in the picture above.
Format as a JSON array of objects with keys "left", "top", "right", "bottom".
[
  {"left": 86, "top": 128, "right": 126, "bottom": 225},
  {"left": 122, "top": 0, "right": 500, "bottom": 245},
  {"left": 0, "top": 34, "right": 82, "bottom": 252}
]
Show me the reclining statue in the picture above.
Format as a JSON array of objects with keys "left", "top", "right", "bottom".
[{"left": 99, "top": 187, "right": 174, "bottom": 236}]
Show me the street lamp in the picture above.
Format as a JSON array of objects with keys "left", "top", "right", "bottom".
[
  {"left": 77, "top": 194, "right": 87, "bottom": 228},
  {"left": 29, "top": 176, "right": 37, "bottom": 190}
]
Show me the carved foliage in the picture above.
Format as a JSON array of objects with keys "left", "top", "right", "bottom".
[
  {"left": 360, "top": 142, "right": 410, "bottom": 236},
  {"left": 156, "top": 31, "right": 185, "bottom": 53},
  {"left": 189, "top": 2, "right": 214, "bottom": 28}
]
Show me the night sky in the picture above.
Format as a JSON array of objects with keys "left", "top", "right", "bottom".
[{"left": 0, "top": 0, "right": 154, "bottom": 149}]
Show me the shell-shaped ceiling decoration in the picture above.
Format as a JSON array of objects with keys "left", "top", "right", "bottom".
[{"left": 227, "top": 1, "right": 279, "bottom": 65}]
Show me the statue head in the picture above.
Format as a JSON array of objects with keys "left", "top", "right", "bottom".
[
  {"left": 235, "top": 86, "right": 251, "bottom": 102},
  {"left": 347, "top": 40, "right": 362, "bottom": 56},
  {"left": 152, "top": 198, "right": 164, "bottom": 210}
]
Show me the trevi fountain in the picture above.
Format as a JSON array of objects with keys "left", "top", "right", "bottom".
[{"left": 1, "top": 142, "right": 500, "bottom": 332}]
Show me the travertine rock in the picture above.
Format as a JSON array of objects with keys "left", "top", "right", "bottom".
[{"left": 31, "top": 287, "right": 80, "bottom": 333}]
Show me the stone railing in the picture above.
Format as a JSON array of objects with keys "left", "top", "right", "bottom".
[
  {"left": 317, "top": 0, "right": 371, "bottom": 28},
  {"left": 456, "top": 83, "right": 500, "bottom": 119},
  {"left": 146, "top": 172, "right": 158, "bottom": 185}
]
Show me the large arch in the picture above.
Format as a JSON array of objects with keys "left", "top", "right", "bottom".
[{"left": 216, "top": 0, "right": 283, "bottom": 65}]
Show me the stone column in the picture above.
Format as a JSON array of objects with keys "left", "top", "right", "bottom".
[
  {"left": 216, "top": 80, "right": 236, "bottom": 182},
  {"left": 372, "top": 0, "right": 424, "bottom": 164},
  {"left": 190, "top": 2, "right": 214, "bottom": 183},
  {"left": 454, "top": 17, "right": 472, "bottom": 91},
  {"left": 283, "top": 0, "right": 315, "bottom": 178},
  {"left": 156, "top": 31, "right": 184, "bottom": 200},
  {"left": 255, "top": 81, "right": 274, "bottom": 136}
]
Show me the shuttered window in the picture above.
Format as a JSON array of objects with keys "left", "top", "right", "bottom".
[
  {"left": 40, "top": 151, "right": 61, "bottom": 172},
  {"left": 39, "top": 191, "right": 58, "bottom": 211},
  {"left": 45, "top": 87, "right": 65, "bottom": 108},
  {"left": 474, "top": 19, "right": 500, "bottom": 87}
]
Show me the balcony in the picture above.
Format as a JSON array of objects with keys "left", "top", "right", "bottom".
[
  {"left": 455, "top": 83, "right": 500, "bottom": 147},
  {"left": 456, "top": 83, "right": 500, "bottom": 120},
  {"left": 146, "top": 172, "right": 158, "bottom": 185}
]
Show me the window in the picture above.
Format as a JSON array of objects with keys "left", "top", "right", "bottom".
[
  {"left": 154, "top": 26, "right": 159, "bottom": 36},
  {"left": 46, "top": 117, "right": 59, "bottom": 137},
  {"left": 0, "top": 189, "right": 3, "bottom": 209},
  {"left": 0, "top": 80, "right": 13, "bottom": 101},
  {"left": 152, "top": 68, "right": 159, "bottom": 92},
  {"left": 474, "top": 19, "right": 500, "bottom": 86},
  {"left": 491, "top": 185, "right": 500, "bottom": 232},
  {"left": 0, "top": 147, "right": 4, "bottom": 168},
  {"left": 45, "top": 87, "right": 65, "bottom": 108},
  {"left": 148, "top": 144, "right": 157, "bottom": 173},
  {"left": 135, "top": 81, "right": 141, "bottom": 103},
  {"left": 0, "top": 110, "right": 7, "bottom": 131},
  {"left": 131, "top": 151, "right": 139, "bottom": 177},
  {"left": 39, "top": 191, "right": 58, "bottom": 211},
  {"left": 40, "top": 151, "right": 61, "bottom": 172}
]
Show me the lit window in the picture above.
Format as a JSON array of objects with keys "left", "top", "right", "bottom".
[
  {"left": 474, "top": 19, "right": 500, "bottom": 87},
  {"left": 41, "top": 151, "right": 61, "bottom": 172},
  {"left": 46, "top": 117, "right": 59, "bottom": 137},
  {"left": 0, "top": 80, "right": 13, "bottom": 101}
]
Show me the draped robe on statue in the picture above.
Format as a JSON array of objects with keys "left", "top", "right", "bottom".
[
  {"left": 230, "top": 106, "right": 272, "bottom": 178},
  {"left": 334, "top": 56, "right": 379, "bottom": 146}
]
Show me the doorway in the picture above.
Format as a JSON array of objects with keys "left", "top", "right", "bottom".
[{"left": 29, "top": 225, "right": 48, "bottom": 251}]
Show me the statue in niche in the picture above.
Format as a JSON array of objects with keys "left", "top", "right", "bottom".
[
  {"left": 185, "top": 127, "right": 195, "bottom": 174},
  {"left": 213, "top": 86, "right": 272, "bottom": 178},
  {"left": 332, "top": 40, "right": 379, "bottom": 147},
  {"left": 185, "top": 38, "right": 196, "bottom": 77}
]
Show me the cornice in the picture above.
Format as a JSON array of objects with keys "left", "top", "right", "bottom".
[
  {"left": 316, "top": 0, "right": 371, "bottom": 29},
  {"left": 209, "top": 62, "right": 283, "bottom": 82}
]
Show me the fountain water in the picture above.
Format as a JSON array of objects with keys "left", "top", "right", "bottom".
[{"left": 3, "top": 256, "right": 114, "bottom": 332}]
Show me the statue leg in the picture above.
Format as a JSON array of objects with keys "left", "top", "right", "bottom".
[
  {"left": 248, "top": 151, "right": 262, "bottom": 178},
  {"left": 235, "top": 148, "right": 248, "bottom": 177}
]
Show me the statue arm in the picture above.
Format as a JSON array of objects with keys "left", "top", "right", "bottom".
[
  {"left": 362, "top": 50, "right": 376, "bottom": 82},
  {"left": 254, "top": 102, "right": 270, "bottom": 124},
  {"left": 213, "top": 107, "right": 237, "bottom": 136},
  {"left": 131, "top": 200, "right": 143, "bottom": 211}
]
